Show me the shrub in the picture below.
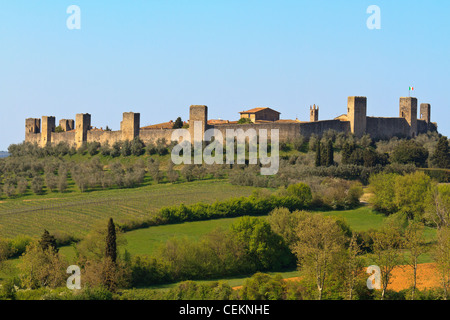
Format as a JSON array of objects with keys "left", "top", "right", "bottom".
[
  {"left": 368, "top": 173, "right": 399, "bottom": 214},
  {"left": 87, "top": 142, "right": 101, "bottom": 156},
  {"left": 238, "top": 273, "right": 285, "bottom": 300},
  {"left": 391, "top": 140, "right": 429, "bottom": 168},
  {"left": 230, "top": 216, "right": 294, "bottom": 271},
  {"left": 121, "top": 140, "right": 132, "bottom": 156},
  {"left": 31, "top": 176, "right": 44, "bottom": 194},
  {"left": 131, "top": 137, "right": 145, "bottom": 156}
]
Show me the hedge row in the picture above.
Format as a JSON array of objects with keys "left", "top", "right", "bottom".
[{"left": 118, "top": 184, "right": 313, "bottom": 231}]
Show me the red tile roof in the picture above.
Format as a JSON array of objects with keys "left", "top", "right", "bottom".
[{"left": 239, "top": 107, "right": 281, "bottom": 114}]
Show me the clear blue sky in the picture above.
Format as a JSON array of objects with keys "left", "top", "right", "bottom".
[{"left": 0, "top": 0, "right": 449, "bottom": 150}]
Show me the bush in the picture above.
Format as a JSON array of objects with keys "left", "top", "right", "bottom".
[
  {"left": 368, "top": 173, "right": 399, "bottom": 214},
  {"left": 230, "top": 216, "right": 294, "bottom": 271},
  {"left": 121, "top": 140, "right": 132, "bottom": 156},
  {"left": 87, "top": 142, "right": 101, "bottom": 156},
  {"left": 238, "top": 273, "right": 285, "bottom": 300},
  {"left": 131, "top": 137, "right": 145, "bottom": 156},
  {"left": 391, "top": 140, "right": 429, "bottom": 168},
  {"left": 31, "top": 176, "right": 44, "bottom": 194},
  {"left": 237, "top": 118, "right": 253, "bottom": 124},
  {"left": 158, "top": 184, "right": 313, "bottom": 224}
]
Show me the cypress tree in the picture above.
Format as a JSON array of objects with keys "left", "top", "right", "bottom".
[
  {"left": 320, "top": 140, "right": 328, "bottom": 167},
  {"left": 315, "top": 140, "right": 321, "bottom": 167},
  {"left": 105, "top": 218, "right": 117, "bottom": 263},
  {"left": 342, "top": 141, "right": 355, "bottom": 164},
  {"left": 326, "top": 139, "right": 334, "bottom": 166},
  {"left": 39, "top": 229, "right": 58, "bottom": 252}
]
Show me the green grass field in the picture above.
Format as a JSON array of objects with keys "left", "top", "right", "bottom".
[
  {"left": 0, "top": 180, "right": 255, "bottom": 239},
  {"left": 59, "top": 205, "right": 391, "bottom": 263},
  {"left": 120, "top": 206, "right": 387, "bottom": 256}
]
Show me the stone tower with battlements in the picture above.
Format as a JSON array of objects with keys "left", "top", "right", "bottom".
[
  {"left": 189, "top": 105, "right": 208, "bottom": 142},
  {"left": 347, "top": 96, "right": 367, "bottom": 137},
  {"left": 41, "top": 116, "right": 55, "bottom": 147},
  {"left": 121, "top": 112, "right": 140, "bottom": 141},
  {"left": 75, "top": 113, "right": 91, "bottom": 148},
  {"left": 310, "top": 105, "right": 319, "bottom": 122},
  {"left": 26, "top": 118, "right": 40, "bottom": 134},
  {"left": 399, "top": 97, "right": 418, "bottom": 137},
  {"left": 420, "top": 103, "right": 431, "bottom": 123},
  {"left": 59, "top": 119, "right": 75, "bottom": 132}
]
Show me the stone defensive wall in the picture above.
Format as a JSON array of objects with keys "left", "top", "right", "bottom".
[{"left": 24, "top": 96, "right": 438, "bottom": 148}]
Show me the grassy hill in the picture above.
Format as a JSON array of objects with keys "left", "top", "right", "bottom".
[{"left": 0, "top": 180, "right": 255, "bottom": 239}]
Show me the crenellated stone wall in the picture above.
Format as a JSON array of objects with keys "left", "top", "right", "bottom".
[{"left": 24, "top": 96, "right": 438, "bottom": 148}]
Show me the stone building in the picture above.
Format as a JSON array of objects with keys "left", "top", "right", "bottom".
[{"left": 239, "top": 107, "right": 281, "bottom": 122}]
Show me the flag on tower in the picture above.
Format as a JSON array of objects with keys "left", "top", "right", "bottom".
[{"left": 409, "top": 86, "right": 414, "bottom": 91}]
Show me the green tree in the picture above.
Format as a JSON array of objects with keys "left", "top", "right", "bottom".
[
  {"left": 430, "top": 136, "right": 450, "bottom": 169},
  {"left": 341, "top": 141, "right": 355, "bottom": 164},
  {"left": 315, "top": 140, "right": 321, "bottom": 167},
  {"left": 292, "top": 213, "right": 346, "bottom": 300},
  {"left": 105, "top": 218, "right": 117, "bottom": 263},
  {"left": 341, "top": 232, "right": 365, "bottom": 300},
  {"left": 403, "top": 220, "right": 427, "bottom": 300},
  {"left": 31, "top": 176, "right": 44, "bottom": 195},
  {"left": 18, "top": 241, "right": 67, "bottom": 289},
  {"left": 362, "top": 148, "right": 388, "bottom": 167},
  {"left": 368, "top": 173, "right": 400, "bottom": 214},
  {"left": 285, "top": 182, "right": 313, "bottom": 206},
  {"left": 391, "top": 140, "right": 429, "bottom": 167},
  {"left": 319, "top": 139, "right": 329, "bottom": 166},
  {"left": 130, "top": 137, "right": 145, "bottom": 156},
  {"left": 0, "top": 238, "right": 14, "bottom": 271},
  {"left": 237, "top": 117, "right": 253, "bottom": 124},
  {"left": 434, "top": 226, "right": 450, "bottom": 300},
  {"left": 230, "top": 216, "right": 293, "bottom": 271},
  {"left": 239, "top": 273, "right": 285, "bottom": 300},
  {"left": 111, "top": 141, "right": 121, "bottom": 157},
  {"left": 326, "top": 139, "right": 334, "bottom": 166},
  {"left": 38, "top": 229, "right": 58, "bottom": 253},
  {"left": 370, "top": 220, "right": 403, "bottom": 300},
  {"left": 425, "top": 183, "right": 450, "bottom": 229},
  {"left": 121, "top": 140, "right": 131, "bottom": 156},
  {"left": 394, "top": 171, "right": 431, "bottom": 220},
  {"left": 267, "top": 208, "right": 308, "bottom": 249},
  {"left": 172, "top": 117, "right": 184, "bottom": 129}
]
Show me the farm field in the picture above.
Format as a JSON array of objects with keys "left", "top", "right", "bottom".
[
  {"left": 59, "top": 206, "right": 390, "bottom": 261},
  {"left": 0, "top": 179, "right": 255, "bottom": 239},
  {"left": 59, "top": 205, "right": 436, "bottom": 262}
]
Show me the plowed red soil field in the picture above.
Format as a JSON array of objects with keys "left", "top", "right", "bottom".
[{"left": 233, "top": 263, "right": 441, "bottom": 292}]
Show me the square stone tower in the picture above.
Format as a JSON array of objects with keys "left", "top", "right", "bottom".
[
  {"left": 399, "top": 97, "right": 417, "bottom": 137},
  {"left": 189, "top": 105, "right": 208, "bottom": 142},
  {"left": 26, "top": 118, "right": 41, "bottom": 134},
  {"left": 347, "top": 96, "right": 367, "bottom": 137},
  {"left": 59, "top": 119, "right": 75, "bottom": 131},
  {"left": 121, "top": 112, "right": 140, "bottom": 141},
  {"left": 75, "top": 113, "right": 91, "bottom": 148},
  {"left": 41, "top": 116, "right": 55, "bottom": 146},
  {"left": 310, "top": 105, "right": 319, "bottom": 122},
  {"left": 420, "top": 103, "right": 431, "bottom": 123}
]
